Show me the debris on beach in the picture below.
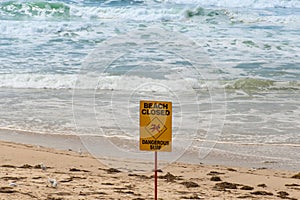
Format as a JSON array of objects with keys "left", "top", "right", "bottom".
[
  {"left": 69, "top": 168, "right": 90, "bottom": 172},
  {"left": 285, "top": 183, "right": 300, "bottom": 187},
  {"left": 0, "top": 187, "right": 16, "bottom": 193},
  {"left": 257, "top": 183, "right": 267, "bottom": 188},
  {"left": 48, "top": 177, "right": 58, "bottom": 188},
  {"left": 181, "top": 181, "right": 199, "bottom": 188},
  {"left": 40, "top": 163, "right": 47, "bottom": 171},
  {"left": 9, "top": 182, "right": 17, "bottom": 187},
  {"left": 158, "top": 172, "right": 180, "bottom": 182},
  {"left": 227, "top": 168, "right": 237, "bottom": 172},
  {"left": 0, "top": 164, "right": 16, "bottom": 168},
  {"left": 291, "top": 172, "right": 300, "bottom": 179},
  {"left": 1, "top": 176, "right": 26, "bottom": 181},
  {"left": 207, "top": 171, "right": 225, "bottom": 176},
  {"left": 277, "top": 191, "right": 289, "bottom": 198},
  {"left": 240, "top": 185, "right": 254, "bottom": 190},
  {"left": 128, "top": 173, "right": 150, "bottom": 179},
  {"left": 19, "top": 164, "right": 33, "bottom": 169},
  {"left": 214, "top": 182, "right": 238, "bottom": 190},
  {"left": 210, "top": 176, "right": 222, "bottom": 181},
  {"left": 106, "top": 168, "right": 121, "bottom": 174},
  {"left": 250, "top": 191, "right": 273, "bottom": 196},
  {"left": 180, "top": 193, "right": 204, "bottom": 199}
]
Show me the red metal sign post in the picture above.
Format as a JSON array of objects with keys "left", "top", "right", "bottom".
[{"left": 155, "top": 151, "right": 158, "bottom": 200}]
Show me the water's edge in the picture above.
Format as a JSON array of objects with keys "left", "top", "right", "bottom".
[{"left": 1, "top": 128, "right": 299, "bottom": 172}]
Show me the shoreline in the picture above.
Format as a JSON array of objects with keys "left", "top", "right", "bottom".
[
  {"left": 0, "top": 128, "right": 300, "bottom": 172},
  {"left": 0, "top": 140, "right": 300, "bottom": 199}
]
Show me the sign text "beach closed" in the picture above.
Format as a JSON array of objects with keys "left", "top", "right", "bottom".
[
  {"left": 140, "top": 100, "right": 172, "bottom": 152},
  {"left": 141, "top": 102, "right": 171, "bottom": 116}
]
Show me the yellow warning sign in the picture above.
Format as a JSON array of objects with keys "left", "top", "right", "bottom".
[{"left": 140, "top": 100, "right": 172, "bottom": 152}]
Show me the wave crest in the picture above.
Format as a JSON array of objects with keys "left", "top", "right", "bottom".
[
  {"left": 1, "top": 74, "right": 300, "bottom": 92},
  {"left": 0, "top": 1, "right": 70, "bottom": 19},
  {"left": 225, "top": 78, "right": 300, "bottom": 91}
]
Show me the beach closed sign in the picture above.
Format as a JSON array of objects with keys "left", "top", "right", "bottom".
[{"left": 140, "top": 100, "right": 172, "bottom": 152}]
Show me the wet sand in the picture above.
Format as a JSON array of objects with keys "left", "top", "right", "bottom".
[{"left": 0, "top": 140, "right": 299, "bottom": 199}]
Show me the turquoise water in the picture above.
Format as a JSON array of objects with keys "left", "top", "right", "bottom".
[{"left": 0, "top": 0, "right": 299, "bottom": 170}]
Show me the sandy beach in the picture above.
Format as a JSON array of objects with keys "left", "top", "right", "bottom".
[
  {"left": 0, "top": 140, "right": 299, "bottom": 200},
  {"left": 1, "top": 0, "right": 300, "bottom": 199}
]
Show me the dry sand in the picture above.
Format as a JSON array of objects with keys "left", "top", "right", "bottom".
[{"left": 0, "top": 140, "right": 299, "bottom": 200}]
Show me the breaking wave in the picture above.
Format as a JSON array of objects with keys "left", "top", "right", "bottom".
[
  {"left": 1, "top": 73, "right": 299, "bottom": 92},
  {"left": 0, "top": 1, "right": 70, "bottom": 19}
]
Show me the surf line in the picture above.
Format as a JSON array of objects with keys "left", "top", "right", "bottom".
[{"left": 141, "top": 102, "right": 170, "bottom": 116}]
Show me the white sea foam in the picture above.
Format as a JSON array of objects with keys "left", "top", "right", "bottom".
[
  {"left": 1, "top": 73, "right": 299, "bottom": 91},
  {"left": 2, "top": 0, "right": 299, "bottom": 24},
  {"left": 162, "top": 0, "right": 300, "bottom": 8},
  {"left": 69, "top": 4, "right": 185, "bottom": 21},
  {"left": 0, "top": 73, "right": 203, "bottom": 91},
  {"left": 0, "top": 74, "right": 77, "bottom": 89}
]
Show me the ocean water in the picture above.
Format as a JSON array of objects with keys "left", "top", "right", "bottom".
[{"left": 0, "top": 0, "right": 300, "bottom": 170}]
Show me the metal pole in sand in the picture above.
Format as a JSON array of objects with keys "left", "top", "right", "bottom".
[{"left": 154, "top": 151, "right": 158, "bottom": 200}]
